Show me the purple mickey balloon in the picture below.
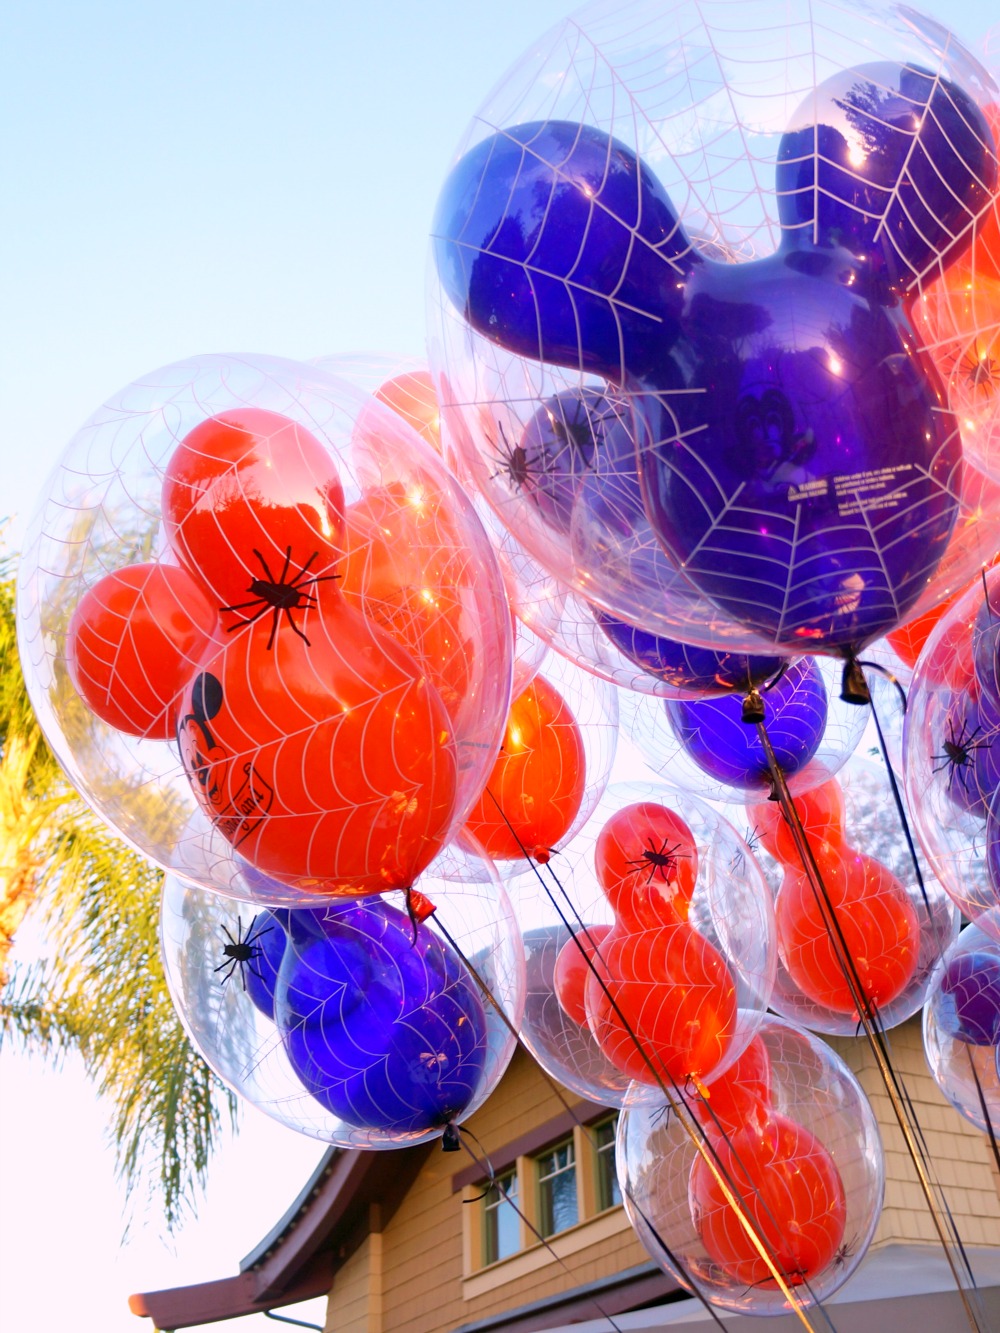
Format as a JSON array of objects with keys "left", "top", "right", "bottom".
[
  {"left": 938, "top": 951, "right": 1000, "bottom": 1047},
  {"left": 275, "top": 898, "right": 488, "bottom": 1133},
  {"left": 664, "top": 657, "right": 828, "bottom": 792},
  {"left": 433, "top": 66, "right": 995, "bottom": 654}
]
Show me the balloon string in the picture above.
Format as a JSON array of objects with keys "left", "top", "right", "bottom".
[
  {"left": 756, "top": 718, "right": 989, "bottom": 1333},
  {"left": 860, "top": 664, "right": 931, "bottom": 917},
  {"left": 470, "top": 787, "right": 830, "bottom": 1331},
  {"left": 965, "top": 1046, "right": 1000, "bottom": 1179}
]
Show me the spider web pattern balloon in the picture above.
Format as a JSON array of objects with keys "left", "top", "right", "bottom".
[
  {"left": 923, "top": 920, "right": 1000, "bottom": 1134},
  {"left": 904, "top": 569, "right": 1000, "bottom": 937},
  {"left": 507, "top": 780, "right": 775, "bottom": 1103},
  {"left": 18, "top": 353, "right": 511, "bottom": 905},
  {"left": 159, "top": 862, "right": 524, "bottom": 1147},
  {"left": 619, "top": 1015, "right": 884, "bottom": 1316},
  {"left": 429, "top": 0, "right": 1000, "bottom": 656}
]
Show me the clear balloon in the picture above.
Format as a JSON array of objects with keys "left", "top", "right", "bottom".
[
  {"left": 159, "top": 860, "right": 524, "bottom": 1147},
  {"left": 18, "top": 353, "right": 512, "bottom": 905},
  {"left": 429, "top": 0, "right": 1000, "bottom": 655},
  {"left": 619, "top": 1016, "right": 884, "bottom": 1316},
  {"left": 923, "top": 920, "right": 1000, "bottom": 1134}
]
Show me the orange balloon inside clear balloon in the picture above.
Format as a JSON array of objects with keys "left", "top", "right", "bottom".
[
  {"left": 689, "top": 1112, "right": 847, "bottom": 1289},
  {"left": 176, "top": 579, "right": 458, "bottom": 896},
  {"left": 594, "top": 802, "right": 698, "bottom": 926},
  {"left": 775, "top": 847, "right": 920, "bottom": 1014},
  {"left": 553, "top": 924, "right": 612, "bottom": 1027},
  {"left": 747, "top": 779, "right": 846, "bottom": 866},
  {"left": 888, "top": 553, "right": 1000, "bottom": 669},
  {"left": 693, "top": 1035, "right": 772, "bottom": 1137},
  {"left": 67, "top": 562, "right": 220, "bottom": 739},
  {"left": 584, "top": 918, "right": 737, "bottom": 1085},
  {"left": 161, "top": 408, "right": 346, "bottom": 611},
  {"left": 373, "top": 370, "right": 442, "bottom": 452},
  {"left": 339, "top": 480, "right": 476, "bottom": 720},
  {"left": 462, "top": 675, "right": 585, "bottom": 859}
]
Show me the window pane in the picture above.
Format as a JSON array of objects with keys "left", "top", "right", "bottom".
[
  {"left": 483, "top": 1171, "right": 519, "bottom": 1264},
  {"left": 538, "top": 1138, "right": 578, "bottom": 1236},
  {"left": 594, "top": 1116, "right": 621, "bottom": 1211}
]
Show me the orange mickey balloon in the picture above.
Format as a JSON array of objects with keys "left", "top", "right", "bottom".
[
  {"left": 338, "top": 481, "right": 475, "bottom": 720},
  {"left": 747, "top": 779, "right": 846, "bottom": 866},
  {"left": 595, "top": 802, "right": 698, "bottom": 926},
  {"left": 67, "top": 562, "right": 219, "bottom": 739},
  {"left": 161, "top": 408, "right": 346, "bottom": 611},
  {"left": 584, "top": 916, "right": 737, "bottom": 1085},
  {"left": 462, "top": 675, "right": 585, "bottom": 859},
  {"left": 553, "top": 924, "right": 612, "bottom": 1027},
  {"left": 373, "top": 370, "right": 441, "bottom": 452},
  {"left": 689, "top": 1112, "right": 847, "bottom": 1289},
  {"left": 775, "top": 846, "right": 920, "bottom": 1014},
  {"left": 175, "top": 578, "right": 458, "bottom": 896}
]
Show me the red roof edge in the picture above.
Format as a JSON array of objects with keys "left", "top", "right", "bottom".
[{"left": 129, "top": 1141, "right": 432, "bottom": 1328}]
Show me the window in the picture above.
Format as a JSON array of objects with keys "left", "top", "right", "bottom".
[
  {"left": 537, "top": 1136, "right": 579, "bottom": 1237},
  {"left": 593, "top": 1114, "right": 621, "bottom": 1212},
  {"left": 482, "top": 1169, "right": 519, "bottom": 1265}
]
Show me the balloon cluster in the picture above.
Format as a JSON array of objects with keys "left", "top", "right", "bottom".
[{"left": 16, "top": 0, "right": 1000, "bottom": 1317}]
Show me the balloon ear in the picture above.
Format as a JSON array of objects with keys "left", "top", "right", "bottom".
[
  {"left": 776, "top": 62, "right": 997, "bottom": 289},
  {"left": 433, "top": 120, "right": 697, "bottom": 380}
]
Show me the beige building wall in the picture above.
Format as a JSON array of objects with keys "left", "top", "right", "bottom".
[{"left": 326, "top": 1022, "right": 1000, "bottom": 1333}]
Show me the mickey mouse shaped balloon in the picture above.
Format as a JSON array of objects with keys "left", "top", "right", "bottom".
[{"left": 434, "top": 62, "right": 996, "bottom": 658}]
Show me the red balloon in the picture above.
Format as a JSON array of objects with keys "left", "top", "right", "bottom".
[
  {"left": 595, "top": 802, "right": 698, "bottom": 926},
  {"left": 775, "top": 846, "right": 920, "bottom": 1014},
  {"left": 67, "top": 562, "right": 219, "bottom": 739},
  {"left": 747, "top": 779, "right": 846, "bottom": 866},
  {"left": 175, "top": 579, "right": 458, "bottom": 895},
  {"left": 373, "top": 370, "right": 442, "bottom": 452},
  {"left": 553, "top": 925, "right": 612, "bottom": 1027},
  {"left": 584, "top": 918, "right": 737, "bottom": 1085},
  {"left": 689, "top": 1112, "right": 847, "bottom": 1289},
  {"left": 462, "top": 675, "right": 586, "bottom": 859},
  {"left": 161, "top": 408, "right": 346, "bottom": 611},
  {"left": 693, "top": 1036, "right": 772, "bottom": 1137}
]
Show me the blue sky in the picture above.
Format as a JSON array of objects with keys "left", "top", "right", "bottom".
[{"left": 1, "top": 3, "right": 997, "bottom": 1332}]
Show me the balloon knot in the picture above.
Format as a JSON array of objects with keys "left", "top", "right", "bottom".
[
  {"left": 741, "top": 689, "right": 765, "bottom": 724},
  {"left": 440, "top": 1122, "right": 461, "bottom": 1153},
  {"left": 840, "top": 658, "right": 871, "bottom": 706}
]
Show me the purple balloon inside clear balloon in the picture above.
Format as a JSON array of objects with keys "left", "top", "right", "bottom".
[
  {"left": 664, "top": 658, "right": 828, "bottom": 791},
  {"left": 275, "top": 899, "right": 488, "bottom": 1133},
  {"left": 242, "top": 908, "right": 289, "bottom": 1021},
  {"left": 939, "top": 952, "right": 1000, "bottom": 1047},
  {"left": 433, "top": 65, "right": 996, "bottom": 653},
  {"left": 594, "top": 609, "right": 784, "bottom": 695},
  {"left": 941, "top": 691, "right": 1000, "bottom": 819}
]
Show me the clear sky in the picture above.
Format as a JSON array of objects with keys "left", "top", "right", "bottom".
[{"left": 1, "top": 3, "right": 998, "bottom": 1333}]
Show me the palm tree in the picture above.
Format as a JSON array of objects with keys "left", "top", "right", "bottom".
[{"left": 0, "top": 560, "right": 236, "bottom": 1233}]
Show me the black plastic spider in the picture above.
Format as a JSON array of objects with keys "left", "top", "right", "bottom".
[
  {"left": 960, "top": 344, "right": 999, "bottom": 393},
  {"left": 931, "top": 717, "right": 990, "bottom": 789},
  {"left": 215, "top": 914, "right": 274, "bottom": 990},
  {"left": 220, "top": 546, "right": 340, "bottom": 650},
  {"left": 488, "top": 421, "right": 550, "bottom": 491},
  {"left": 832, "top": 1235, "right": 858, "bottom": 1270},
  {"left": 627, "top": 836, "right": 687, "bottom": 885},
  {"left": 728, "top": 823, "right": 762, "bottom": 875}
]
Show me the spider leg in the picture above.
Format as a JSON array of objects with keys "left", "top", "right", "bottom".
[
  {"left": 220, "top": 923, "right": 238, "bottom": 946},
  {"left": 244, "top": 921, "right": 275, "bottom": 948},
  {"left": 234, "top": 916, "right": 245, "bottom": 944},
  {"left": 251, "top": 549, "right": 278, "bottom": 583},
  {"left": 277, "top": 546, "right": 293, "bottom": 585},
  {"left": 221, "top": 595, "right": 271, "bottom": 615},
  {"left": 284, "top": 606, "right": 311, "bottom": 647},
  {"left": 215, "top": 958, "right": 238, "bottom": 984},
  {"left": 224, "top": 604, "right": 273, "bottom": 634},
  {"left": 266, "top": 607, "right": 281, "bottom": 652},
  {"left": 290, "top": 551, "right": 320, "bottom": 586}
]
